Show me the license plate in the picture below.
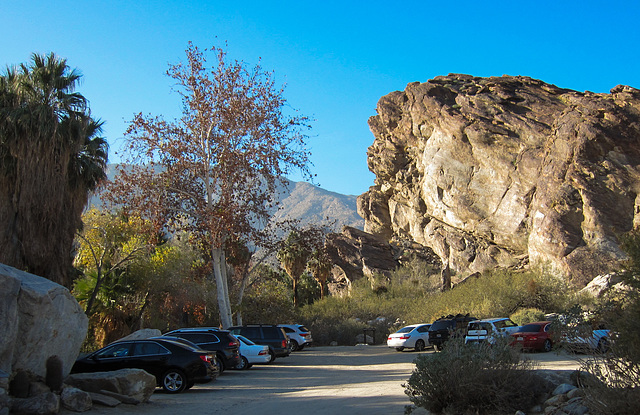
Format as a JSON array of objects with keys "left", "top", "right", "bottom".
[
  {"left": 436, "top": 334, "right": 441, "bottom": 338},
  {"left": 517, "top": 337, "right": 523, "bottom": 341}
]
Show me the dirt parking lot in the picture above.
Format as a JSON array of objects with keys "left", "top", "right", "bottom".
[{"left": 63, "top": 345, "right": 586, "bottom": 415}]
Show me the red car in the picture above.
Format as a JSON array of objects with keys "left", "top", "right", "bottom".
[{"left": 510, "top": 321, "right": 553, "bottom": 352}]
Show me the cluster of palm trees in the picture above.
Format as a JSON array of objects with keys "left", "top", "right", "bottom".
[{"left": 0, "top": 53, "right": 108, "bottom": 287}]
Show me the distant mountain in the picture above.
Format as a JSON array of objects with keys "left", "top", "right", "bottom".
[
  {"left": 271, "top": 179, "right": 364, "bottom": 231},
  {"left": 90, "top": 165, "right": 363, "bottom": 232}
]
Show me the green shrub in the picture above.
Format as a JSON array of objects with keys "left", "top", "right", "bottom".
[
  {"left": 510, "top": 308, "right": 546, "bottom": 326},
  {"left": 404, "top": 338, "right": 547, "bottom": 414}
]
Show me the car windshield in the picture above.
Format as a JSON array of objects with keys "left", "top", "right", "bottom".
[
  {"left": 429, "top": 320, "right": 453, "bottom": 331},
  {"left": 468, "top": 322, "right": 492, "bottom": 332},
  {"left": 518, "top": 324, "right": 543, "bottom": 333},
  {"left": 237, "top": 335, "right": 256, "bottom": 345},
  {"left": 396, "top": 326, "right": 415, "bottom": 333}
]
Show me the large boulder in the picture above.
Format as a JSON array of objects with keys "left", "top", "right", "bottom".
[
  {"left": 0, "top": 263, "right": 88, "bottom": 379},
  {"left": 65, "top": 369, "right": 156, "bottom": 403},
  {"left": 362, "top": 75, "right": 640, "bottom": 286}
]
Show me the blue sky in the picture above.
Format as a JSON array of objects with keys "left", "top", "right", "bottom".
[{"left": 2, "top": 1, "right": 639, "bottom": 196}]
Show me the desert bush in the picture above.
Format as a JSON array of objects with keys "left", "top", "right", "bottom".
[
  {"left": 579, "top": 352, "right": 640, "bottom": 415},
  {"left": 404, "top": 338, "right": 546, "bottom": 414},
  {"left": 509, "top": 308, "right": 546, "bottom": 326}
]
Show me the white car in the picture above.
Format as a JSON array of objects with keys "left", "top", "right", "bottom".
[
  {"left": 387, "top": 323, "right": 431, "bottom": 351},
  {"left": 278, "top": 324, "right": 313, "bottom": 351},
  {"left": 563, "top": 329, "right": 611, "bottom": 353},
  {"left": 235, "top": 335, "right": 271, "bottom": 370},
  {"left": 465, "top": 317, "right": 520, "bottom": 345}
]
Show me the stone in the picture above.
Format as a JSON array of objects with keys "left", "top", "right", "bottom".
[
  {"left": 362, "top": 75, "right": 640, "bottom": 286},
  {"left": 566, "top": 388, "right": 583, "bottom": 400},
  {"left": 579, "top": 273, "right": 623, "bottom": 297},
  {"left": 329, "top": 341, "right": 338, "bottom": 346},
  {"left": 87, "top": 392, "right": 120, "bottom": 407},
  {"left": 553, "top": 383, "right": 577, "bottom": 395},
  {"left": 66, "top": 368, "right": 156, "bottom": 403},
  {"left": 0, "top": 263, "right": 88, "bottom": 378},
  {"left": 10, "top": 391, "right": 60, "bottom": 415},
  {"left": 545, "top": 393, "right": 567, "bottom": 406},
  {"left": 61, "top": 386, "right": 92, "bottom": 412},
  {"left": 562, "top": 398, "right": 589, "bottom": 415}
]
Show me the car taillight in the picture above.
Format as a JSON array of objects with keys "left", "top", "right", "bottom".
[
  {"left": 199, "top": 355, "right": 211, "bottom": 363},
  {"left": 258, "top": 350, "right": 268, "bottom": 356},
  {"left": 400, "top": 335, "right": 410, "bottom": 340},
  {"left": 229, "top": 341, "right": 239, "bottom": 347},
  {"left": 300, "top": 333, "right": 310, "bottom": 337},
  {"left": 282, "top": 340, "right": 287, "bottom": 348}
]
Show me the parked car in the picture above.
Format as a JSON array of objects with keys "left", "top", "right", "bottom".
[
  {"left": 228, "top": 324, "right": 290, "bottom": 362},
  {"left": 278, "top": 324, "right": 313, "bottom": 351},
  {"left": 510, "top": 321, "right": 553, "bottom": 352},
  {"left": 71, "top": 337, "right": 218, "bottom": 393},
  {"left": 428, "top": 314, "right": 478, "bottom": 351},
  {"left": 465, "top": 318, "right": 520, "bottom": 345},
  {"left": 163, "top": 327, "right": 240, "bottom": 373},
  {"left": 387, "top": 323, "right": 431, "bottom": 351},
  {"left": 562, "top": 328, "right": 611, "bottom": 353},
  {"left": 235, "top": 335, "right": 271, "bottom": 369}
]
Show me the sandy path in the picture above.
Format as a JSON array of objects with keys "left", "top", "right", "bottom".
[{"left": 61, "top": 345, "right": 585, "bottom": 415}]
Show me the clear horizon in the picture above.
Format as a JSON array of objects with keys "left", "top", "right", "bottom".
[{"left": 2, "top": 1, "right": 639, "bottom": 196}]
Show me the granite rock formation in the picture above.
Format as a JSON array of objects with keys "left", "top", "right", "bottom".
[
  {"left": 358, "top": 74, "right": 640, "bottom": 286},
  {"left": 325, "top": 226, "right": 441, "bottom": 295}
]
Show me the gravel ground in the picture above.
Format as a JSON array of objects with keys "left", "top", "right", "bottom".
[{"left": 61, "top": 345, "right": 586, "bottom": 415}]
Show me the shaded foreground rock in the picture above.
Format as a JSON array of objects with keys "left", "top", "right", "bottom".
[
  {"left": 65, "top": 369, "right": 156, "bottom": 403},
  {"left": 361, "top": 75, "right": 640, "bottom": 286},
  {"left": 0, "top": 263, "right": 88, "bottom": 378}
]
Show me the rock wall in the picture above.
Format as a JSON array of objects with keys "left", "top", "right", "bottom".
[
  {"left": 0, "top": 263, "right": 88, "bottom": 378},
  {"left": 360, "top": 75, "right": 640, "bottom": 285}
]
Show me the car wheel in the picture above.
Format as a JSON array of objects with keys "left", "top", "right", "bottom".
[
  {"left": 597, "top": 338, "right": 610, "bottom": 353},
  {"left": 268, "top": 349, "right": 276, "bottom": 363},
  {"left": 542, "top": 339, "right": 552, "bottom": 353},
  {"left": 214, "top": 356, "right": 224, "bottom": 374},
  {"left": 235, "top": 356, "right": 249, "bottom": 370},
  {"left": 395, "top": 347, "right": 404, "bottom": 352},
  {"left": 415, "top": 340, "right": 425, "bottom": 352},
  {"left": 162, "top": 369, "right": 187, "bottom": 393},
  {"left": 289, "top": 340, "right": 299, "bottom": 352}
]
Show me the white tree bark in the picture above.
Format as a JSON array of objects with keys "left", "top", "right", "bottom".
[{"left": 212, "top": 246, "right": 233, "bottom": 329}]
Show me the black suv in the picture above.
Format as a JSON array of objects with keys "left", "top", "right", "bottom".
[
  {"left": 228, "top": 325, "right": 290, "bottom": 362},
  {"left": 164, "top": 328, "right": 240, "bottom": 373},
  {"left": 428, "top": 314, "right": 478, "bottom": 351}
]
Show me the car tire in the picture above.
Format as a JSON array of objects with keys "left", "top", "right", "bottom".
[
  {"left": 162, "top": 369, "right": 187, "bottom": 393},
  {"left": 289, "top": 340, "right": 299, "bottom": 352},
  {"left": 268, "top": 349, "right": 276, "bottom": 363},
  {"left": 235, "top": 356, "right": 249, "bottom": 370},
  {"left": 415, "top": 340, "right": 425, "bottom": 352},
  {"left": 395, "top": 347, "right": 404, "bottom": 352},
  {"left": 214, "top": 356, "right": 224, "bottom": 374},
  {"left": 542, "top": 339, "right": 552, "bottom": 353}
]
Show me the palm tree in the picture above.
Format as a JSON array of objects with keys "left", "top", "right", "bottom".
[
  {"left": 277, "top": 231, "right": 311, "bottom": 307},
  {"left": 0, "top": 53, "right": 108, "bottom": 288},
  {"left": 307, "top": 247, "right": 332, "bottom": 299}
]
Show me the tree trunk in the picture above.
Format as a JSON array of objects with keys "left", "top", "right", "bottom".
[
  {"left": 292, "top": 276, "right": 298, "bottom": 307},
  {"left": 212, "top": 246, "right": 233, "bottom": 329}
]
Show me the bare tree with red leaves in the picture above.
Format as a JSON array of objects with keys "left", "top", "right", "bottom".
[{"left": 107, "top": 42, "right": 312, "bottom": 328}]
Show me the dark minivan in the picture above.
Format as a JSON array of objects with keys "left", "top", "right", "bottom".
[
  {"left": 428, "top": 314, "right": 478, "bottom": 351},
  {"left": 228, "top": 324, "right": 290, "bottom": 362},
  {"left": 164, "top": 328, "right": 240, "bottom": 373}
]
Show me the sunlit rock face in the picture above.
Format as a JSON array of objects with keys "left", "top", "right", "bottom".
[{"left": 360, "top": 74, "right": 640, "bottom": 286}]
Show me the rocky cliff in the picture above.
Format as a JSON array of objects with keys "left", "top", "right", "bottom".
[{"left": 358, "top": 74, "right": 640, "bottom": 286}]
